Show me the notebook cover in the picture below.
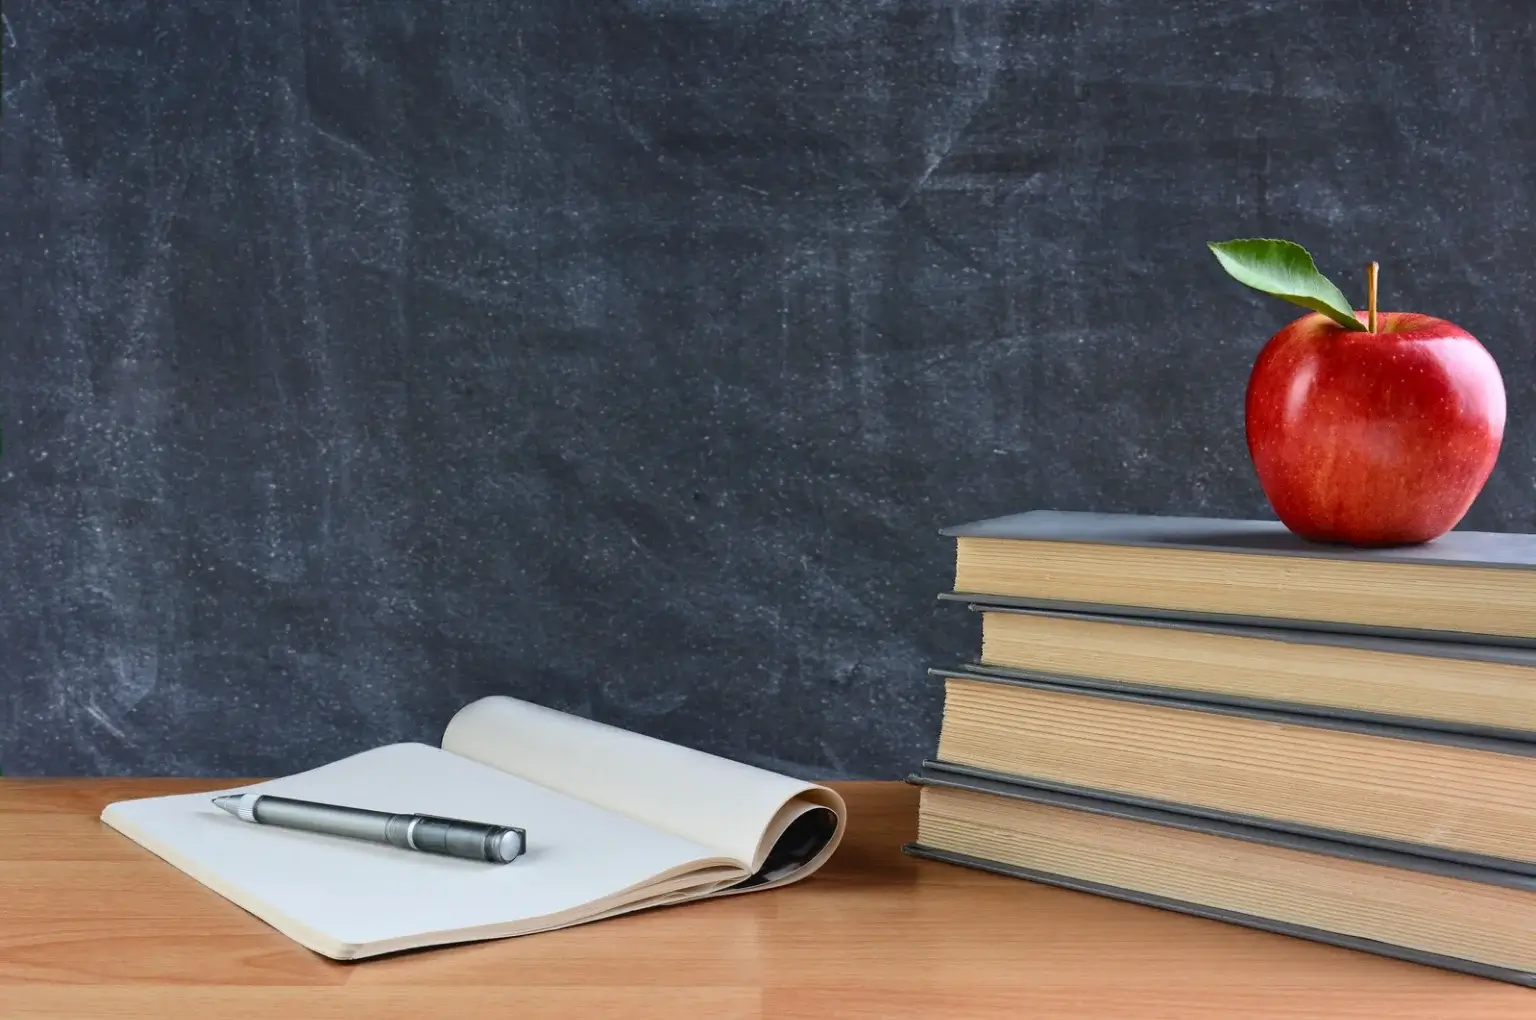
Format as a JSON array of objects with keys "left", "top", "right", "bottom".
[
  {"left": 941, "top": 591, "right": 1536, "bottom": 648},
  {"left": 940, "top": 509, "right": 1536, "bottom": 570},
  {"left": 903, "top": 767, "right": 1536, "bottom": 988},
  {"left": 929, "top": 667, "right": 1536, "bottom": 876}
]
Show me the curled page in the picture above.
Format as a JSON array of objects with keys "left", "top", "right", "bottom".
[{"left": 441, "top": 696, "right": 845, "bottom": 886}]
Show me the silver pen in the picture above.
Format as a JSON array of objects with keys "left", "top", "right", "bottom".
[{"left": 212, "top": 793, "right": 527, "bottom": 864}]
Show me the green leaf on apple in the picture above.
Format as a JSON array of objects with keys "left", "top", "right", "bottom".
[{"left": 1208, "top": 238, "right": 1368, "bottom": 332}]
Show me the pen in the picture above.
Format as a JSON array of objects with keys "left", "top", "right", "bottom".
[{"left": 212, "top": 793, "right": 527, "bottom": 864}]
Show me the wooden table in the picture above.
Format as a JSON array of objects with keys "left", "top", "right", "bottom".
[{"left": 3, "top": 780, "right": 1531, "bottom": 1018}]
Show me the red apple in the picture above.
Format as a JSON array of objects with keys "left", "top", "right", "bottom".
[{"left": 1245, "top": 310, "right": 1505, "bottom": 546}]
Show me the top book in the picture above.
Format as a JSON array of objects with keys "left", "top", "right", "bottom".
[{"left": 943, "top": 510, "right": 1536, "bottom": 646}]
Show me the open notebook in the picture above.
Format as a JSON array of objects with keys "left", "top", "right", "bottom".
[{"left": 100, "top": 696, "right": 848, "bottom": 960}]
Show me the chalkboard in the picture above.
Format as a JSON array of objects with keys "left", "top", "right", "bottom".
[{"left": 2, "top": 2, "right": 1533, "bottom": 778}]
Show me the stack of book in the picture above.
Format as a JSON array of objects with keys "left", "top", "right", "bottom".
[{"left": 904, "top": 509, "right": 1536, "bottom": 986}]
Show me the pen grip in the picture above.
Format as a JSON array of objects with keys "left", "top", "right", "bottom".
[{"left": 251, "top": 798, "right": 391, "bottom": 844}]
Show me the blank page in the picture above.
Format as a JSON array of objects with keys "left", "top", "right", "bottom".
[
  {"left": 441, "top": 695, "right": 846, "bottom": 871},
  {"left": 100, "top": 743, "right": 736, "bottom": 959}
]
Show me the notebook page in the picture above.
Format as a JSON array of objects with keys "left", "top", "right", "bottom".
[
  {"left": 100, "top": 742, "right": 737, "bottom": 958},
  {"left": 441, "top": 695, "right": 846, "bottom": 872}
]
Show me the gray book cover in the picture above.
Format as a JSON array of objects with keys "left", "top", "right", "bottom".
[
  {"left": 937, "top": 590, "right": 1536, "bottom": 648},
  {"left": 904, "top": 764, "right": 1536, "bottom": 988},
  {"left": 942, "top": 509, "right": 1536, "bottom": 569},
  {"left": 929, "top": 666, "right": 1536, "bottom": 876},
  {"left": 951, "top": 604, "right": 1536, "bottom": 741}
]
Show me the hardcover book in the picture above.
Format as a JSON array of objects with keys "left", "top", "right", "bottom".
[
  {"left": 906, "top": 764, "right": 1536, "bottom": 987},
  {"left": 943, "top": 510, "right": 1536, "bottom": 645},
  {"left": 966, "top": 604, "right": 1536, "bottom": 739},
  {"left": 929, "top": 666, "right": 1536, "bottom": 875}
]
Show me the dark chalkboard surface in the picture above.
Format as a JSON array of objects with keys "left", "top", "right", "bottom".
[{"left": 2, "top": 2, "right": 1533, "bottom": 778}]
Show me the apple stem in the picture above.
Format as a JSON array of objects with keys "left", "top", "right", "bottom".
[{"left": 1366, "top": 261, "right": 1379, "bottom": 333}]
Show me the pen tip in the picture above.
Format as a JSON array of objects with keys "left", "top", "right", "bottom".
[{"left": 212, "top": 795, "right": 240, "bottom": 817}]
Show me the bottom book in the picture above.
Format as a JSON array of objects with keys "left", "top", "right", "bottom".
[{"left": 905, "top": 763, "right": 1536, "bottom": 987}]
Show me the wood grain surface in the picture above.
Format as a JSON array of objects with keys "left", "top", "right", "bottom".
[{"left": 2, "top": 779, "right": 1530, "bottom": 1018}]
